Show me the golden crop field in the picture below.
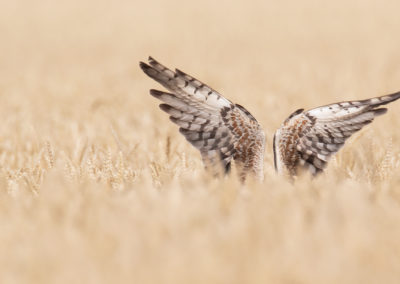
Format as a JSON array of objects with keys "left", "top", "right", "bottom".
[{"left": 1, "top": 0, "right": 400, "bottom": 283}]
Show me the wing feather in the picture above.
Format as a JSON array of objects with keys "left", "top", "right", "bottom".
[
  {"left": 274, "top": 91, "right": 400, "bottom": 176},
  {"left": 140, "top": 57, "right": 265, "bottom": 180}
]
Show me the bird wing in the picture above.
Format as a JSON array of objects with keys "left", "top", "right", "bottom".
[
  {"left": 140, "top": 57, "right": 265, "bottom": 178},
  {"left": 275, "top": 91, "right": 400, "bottom": 176}
]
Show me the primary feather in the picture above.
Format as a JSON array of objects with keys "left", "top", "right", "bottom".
[{"left": 140, "top": 57, "right": 265, "bottom": 181}]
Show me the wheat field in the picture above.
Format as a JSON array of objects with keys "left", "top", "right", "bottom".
[{"left": 1, "top": 0, "right": 400, "bottom": 283}]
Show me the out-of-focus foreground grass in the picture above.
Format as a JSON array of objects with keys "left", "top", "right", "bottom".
[{"left": 1, "top": 0, "right": 400, "bottom": 283}]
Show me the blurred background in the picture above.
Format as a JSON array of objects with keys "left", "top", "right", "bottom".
[{"left": 2, "top": 0, "right": 400, "bottom": 150}]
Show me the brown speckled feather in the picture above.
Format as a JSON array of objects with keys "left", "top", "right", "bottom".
[
  {"left": 140, "top": 57, "right": 265, "bottom": 181},
  {"left": 274, "top": 92, "right": 400, "bottom": 176}
]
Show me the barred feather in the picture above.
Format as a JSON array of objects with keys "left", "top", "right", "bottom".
[
  {"left": 274, "top": 91, "right": 400, "bottom": 176},
  {"left": 140, "top": 57, "right": 265, "bottom": 181}
]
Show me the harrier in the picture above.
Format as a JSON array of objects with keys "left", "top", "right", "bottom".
[{"left": 140, "top": 57, "right": 400, "bottom": 181}]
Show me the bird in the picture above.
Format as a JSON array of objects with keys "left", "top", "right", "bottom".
[{"left": 140, "top": 57, "right": 400, "bottom": 181}]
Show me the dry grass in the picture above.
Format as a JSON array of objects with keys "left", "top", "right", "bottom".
[{"left": 1, "top": 0, "right": 400, "bottom": 283}]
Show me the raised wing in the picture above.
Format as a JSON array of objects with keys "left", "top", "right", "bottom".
[
  {"left": 140, "top": 57, "right": 265, "bottom": 181},
  {"left": 274, "top": 91, "right": 400, "bottom": 176}
]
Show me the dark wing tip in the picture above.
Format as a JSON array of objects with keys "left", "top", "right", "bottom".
[
  {"left": 148, "top": 56, "right": 159, "bottom": 67},
  {"left": 366, "top": 91, "right": 400, "bottom": 107},
  {"left": 372, "top": 107, "right": 388, "bottom": 116},
  {"left": 383, "top": 91, "right": 400, "bottom": 104},
  {"left": 178, "top": 127, "right": 187, "bottom": 134},
  {"left": 140, "top": 61, "right": 159, "bottom": 78},
  {"left": 139, "top": 61, "right": 149, "bottom": 70},
  {"left": 149, "top": 89, "right": 164, "bottom": 98},
  {"left": 159, "top": 103, "right": 172, "bottom": 113},
  {"left": 169, "top": 116, "right": 179, "bottom": 124},
  {"left": 387, "top": 90, "right": 400, "bottom": 99}
]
